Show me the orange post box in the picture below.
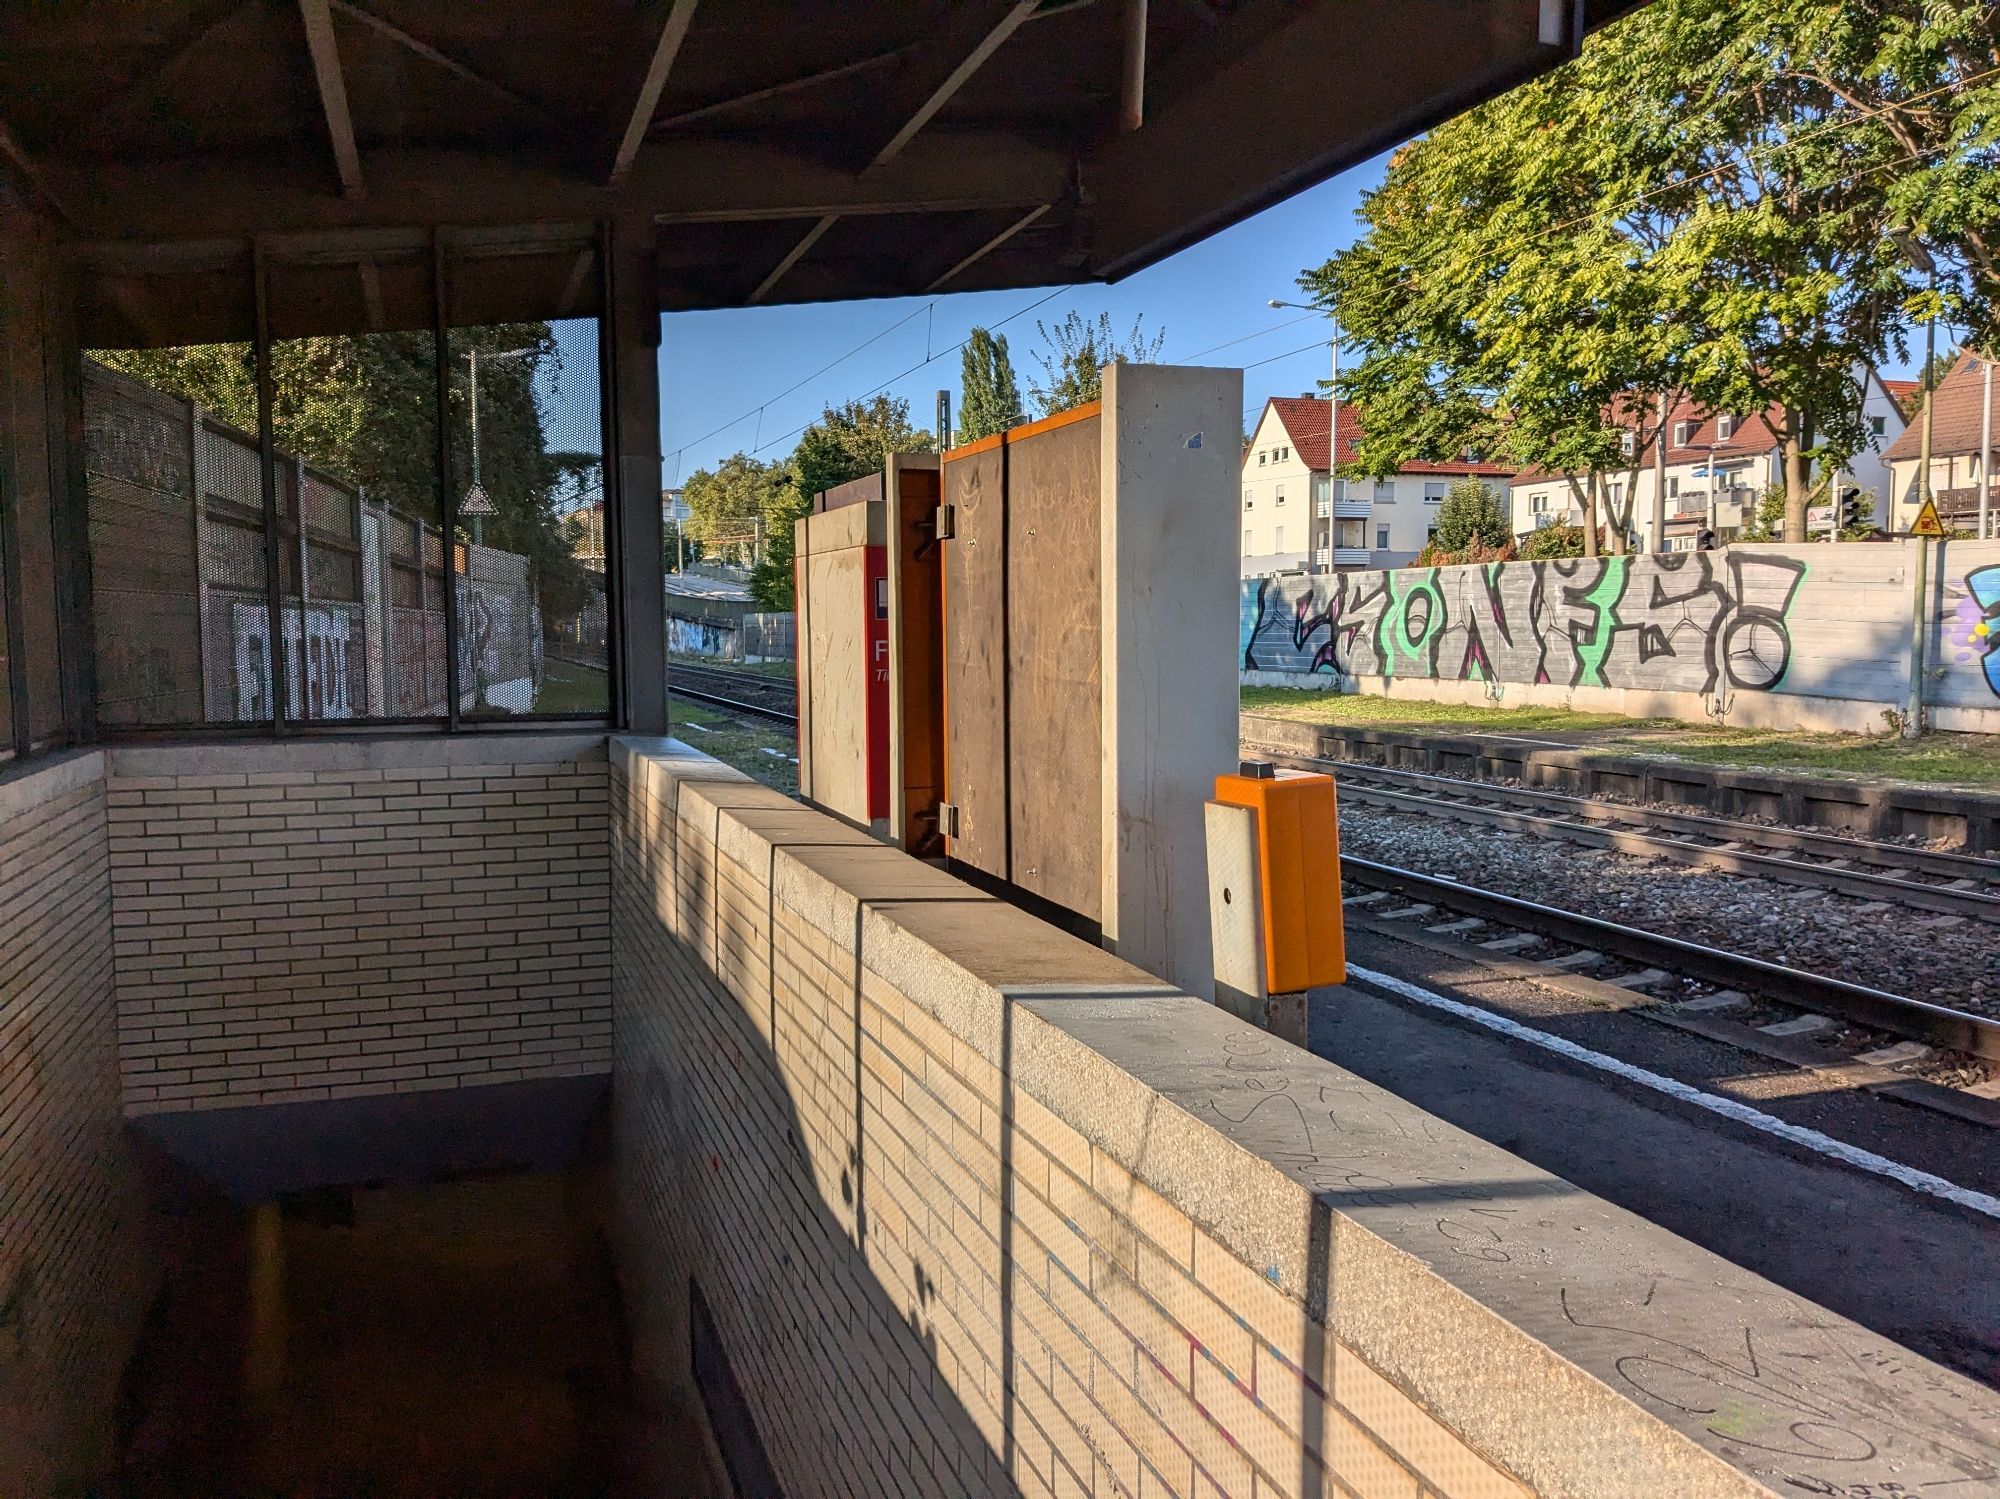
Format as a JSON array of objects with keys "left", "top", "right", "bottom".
[{"left": 1211, "top": 764, "right": 1344, "bottom": 993}]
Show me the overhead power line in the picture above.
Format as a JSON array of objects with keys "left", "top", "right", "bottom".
[{"left": 751, "top": 285, "right": 1068, "bottom": 459}]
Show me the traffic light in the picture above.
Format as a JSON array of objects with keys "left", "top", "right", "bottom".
[{"left": 1838, "top": 487, "right": 1869, "bottom": 533}]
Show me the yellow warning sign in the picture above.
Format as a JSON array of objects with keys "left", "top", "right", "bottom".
[{"left": 1910, "top": 498, "right": 1946, "bottom": 538}]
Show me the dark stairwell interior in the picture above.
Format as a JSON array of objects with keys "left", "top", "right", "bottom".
[{"left": 105, "top": 1110, "right": 697, "bottom": 1499}]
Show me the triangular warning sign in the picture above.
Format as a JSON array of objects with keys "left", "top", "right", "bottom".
[
  {"left": 461, "top": 483, "right": 497, "bottom": 517},
  {"left": 1910, "top": 497, "right": 1946, "bottom": 538}
]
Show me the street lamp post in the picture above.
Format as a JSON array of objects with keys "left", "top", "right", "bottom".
[
  {"left": 463, "top": 344, "right": 535, "bottom": 711},
  {"left": 466, "top": 345, "right": 536, "bottom": 547},
  {"left": 1270, "top": 298, "right": 1338, "bottom": 572}
]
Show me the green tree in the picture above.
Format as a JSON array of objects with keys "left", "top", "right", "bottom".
[
  {"left": 1731, "top": 2, "right": 2000, "bottom": 350},
  {"left": 956, "top": 327, "right": 1023, "bottom": 444},
  {"left": 1306, "top": 52, "right": 1688, "bottom": 560},
  {"left": 1919, "top": 344, "right": 1963, "bottom": 390},
  {"left": 1431, "top": 479, "right": 1512, "bottom": 553},
  {"left": 94, "top": 324, "right": 594, "bottom": 624},
  {"left": 1614, "top": 2, "right": 1920, "bottom": 543},
  {"left": 748, "top": 395, "right": 935, "bottom": 609},
  {"left": 1735, "top": 483, "right": 1792, "bottom": 542},
  {"left": 684, "top": 451, "right": 784, "bottom": 559},
  {"left": 1308, "top": 0, "right": 1961, "bottom": 551},
  {"left": 1519, "top": 523, "right": 1589, "bottom": 560},
  {"left": 1027, "top": 311, "right": 1164, "bottom": 416}
]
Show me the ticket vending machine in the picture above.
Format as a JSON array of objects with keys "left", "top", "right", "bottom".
[{"left": 794, "top": 454, "right": 943, "bottom": 848}]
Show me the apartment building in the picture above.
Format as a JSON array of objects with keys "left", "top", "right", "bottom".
[
  {"left": 1240, "top": 396, "right": 1514, "bottom": 575},
  {"left": 1508, "top": 373, "right": 1914, "bottom": 550},
  {"left": 1884, "top": 351, "right": 1998, "bottom": 537}
]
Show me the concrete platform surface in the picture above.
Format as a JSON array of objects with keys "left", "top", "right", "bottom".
[{"left": 1319, "top": 930, "right": 2000, "bottom": 1389}]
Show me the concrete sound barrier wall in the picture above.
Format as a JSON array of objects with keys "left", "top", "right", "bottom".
[
  {"left": 1241, "top": 541, "right": 2000, "bottom": 734},
  {"left": 608, "top": 735, "right": 2000, "bottom": 1499}
]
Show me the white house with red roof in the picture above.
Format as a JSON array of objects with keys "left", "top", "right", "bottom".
[
  {"left": 1883, "top": 351, "right": 1997, "bottom": 536},
  {"left": 1508, "top": 372, "right": 1914, "bottom": 549},
  {"left": 1239, "top": 396, "right": 1515, "bottom": 575}
]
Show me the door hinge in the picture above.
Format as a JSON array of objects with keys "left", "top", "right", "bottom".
[{"left": 937, "top": 802, "right": 959, "bottom": 840}]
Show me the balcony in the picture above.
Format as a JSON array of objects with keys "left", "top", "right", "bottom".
[
  {"left": 1334, "top": 498, "right": 1372, "bottom": 519},
  {"left": 1332, "top": 546, "right": 1373, "bottom": 567}
]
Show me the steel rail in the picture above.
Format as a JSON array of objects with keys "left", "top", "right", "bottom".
[
  {"left": 668, "top": 683, "right": 799, "bottom": 724},
  {"left": 1267, "top": 753, "right": 2000, "bottom": 922},
  {"left": 1341, "top": 854, "right": 2000, "bottom": 1063},
  {"left": 1297, "top": 754, "right": 2000, "bottom": 882}
]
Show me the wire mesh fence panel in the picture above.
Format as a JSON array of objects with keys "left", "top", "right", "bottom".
[
  {"left": 447, "top": 240, "right": 608, "bottom": 717},
  {"left": 84, "top": 359, "right": 247, "bottom": 726}
]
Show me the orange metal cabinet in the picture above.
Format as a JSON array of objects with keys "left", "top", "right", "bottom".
[{"left": 1211, "top": 767, "right": 1344, "bottom": 992}]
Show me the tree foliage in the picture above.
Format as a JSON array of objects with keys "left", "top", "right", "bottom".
[
  {"left": 94, "top": 324, "right": 596, "bottom": 622},
  {"left": 1430, "top": 478, "right": 1513, "bottom": 553},
  {"left": 749, "top": 396, "right": 934, "bottom": 609},
  {"left": 1307, "top": 0, "right": 1999, "bottom": 547},
  {"left": 1027, "top": 311, "right": 1164, "bottom": 416},
  {"left": 684, "top": 452, "right": 785, "bottom": 556},
  {"left": 1518, "top": 523, "right": 1590, "bottom": 560},
  {"left": 956, "top": 328, "right": 1024, "bottom": 444}
]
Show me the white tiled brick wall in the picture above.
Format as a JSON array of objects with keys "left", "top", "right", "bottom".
[
  {"left": 611, "top": 741, "right": 1533, "bottom": 1499},
  {"left": 0, "top": 752, "right": 151, "bottom": 1490},
  {"left": 106, "top": 735, "right": 612, "bottom": 1114}
]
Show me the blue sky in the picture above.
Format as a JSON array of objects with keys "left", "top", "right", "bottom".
[
  {"left": 655, "top": 141, "right": 1943, "bottom": 484},
  {"left": 658, "top": 151, "right": 1397, "bottom": 484}
]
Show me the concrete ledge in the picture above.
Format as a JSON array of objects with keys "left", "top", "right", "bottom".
[
  {"left": 614, "top": 735, "right": 2000, "bottom": 1499},
  {"left": 108, "top": 731, "right": 608, "bottom": 778},
  {"left": 1242, "top": 714, "right": 2000, "bottom": 851},
  {"left": 0, "top": 746, "right": 106, "bottom": 821}
]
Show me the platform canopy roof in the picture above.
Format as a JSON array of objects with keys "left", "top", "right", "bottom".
[{"left": 3, "top": 0, "right": 1643, "bottom": 331}]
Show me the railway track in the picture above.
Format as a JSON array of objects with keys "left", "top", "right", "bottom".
[
  {"left": 1271, "top": 753, "right": 2000, "bottom": 925},
  {"left": 1341, "top": 854, "right": 2000, "bottom": 1068},
  {"left": 669, "top": 663, "right": 799, "bottom": 725}
]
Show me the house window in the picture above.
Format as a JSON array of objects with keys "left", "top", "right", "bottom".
[
  {"left": 1870, "top": 415, "right": 1887, "bottom": 438},
  {"left": 1275, "top": 525, "right": 1286, "bottom": 552},
  {"left": 1243, "top": 527, "right": 1251, "bottom": 553},
  {"left": 1531, "top": 491, "right": 1550, "bottom": 513},
  {"left": 1258, "top": 451, "right": 1267, "bottom": 466},
  {"left": 1276, "top": 485, "right": 1286, "bottom": 506},
  {"left": 1374, "top": 478, "right": 1396, "bottom": 503},
  {"left": 1608, "top": 482, "right": 1623, "bottom": 508},
  {"left": 1673, "top": 420, "right": 1691, "bottom": 447},
  {"left": 1620, "top": 431, "right": 1636, "bottom": 457},
  {"left": 1423, "top": 481, "right": 1448, "bottom": 504},
  {"left": 1332, "top": 478, "right": 1347, "bottom": 501},
  {"left": 1280, "top": 445, "right": 1290, "bottom": 460},
  {"left": 1716, "top": 414, "right": 1735, "bottom": 441},
  {"left": 1376, "top": 524, "right": 1390, "bottom": 549},
  {"left": 1667, "top": 476, "right": 1679, "bottom": 498},
  {"left": 1243, "top": 488, "right": 1252, "bottom": 509}
]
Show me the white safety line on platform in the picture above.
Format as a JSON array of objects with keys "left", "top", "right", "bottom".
[{"left": 1344, "top": 962, "right": 2000, "bottom": 1224}]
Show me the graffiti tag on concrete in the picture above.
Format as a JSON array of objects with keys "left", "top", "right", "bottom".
[
  {"left": 1243, "top": 553, "right": 1809, "bottom": 696},
  {"left": 1950, "top": 564, "right": 2000, "bottom": 698}
]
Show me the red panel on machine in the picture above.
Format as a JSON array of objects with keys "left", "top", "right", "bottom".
[{"left": 866, "top": 543, "right": 889, "bottom": 822}]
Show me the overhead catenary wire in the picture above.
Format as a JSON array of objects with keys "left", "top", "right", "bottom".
[
  {"left": 751, "top": 285, "right": 1069, "bottom": 458},
  {"left": 670, "top": 297, "right": 937, "bottom": 470},
  {"left": 678, "top": 70, "right": 1997, "bottom": 480}
]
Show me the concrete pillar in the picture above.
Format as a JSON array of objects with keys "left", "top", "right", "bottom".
[
  {"left": 1098, "top": 361, "right": 1243, "bottom": 999},
  {"left": 608, "top": 216, "right": 667, "bottom": 734}
]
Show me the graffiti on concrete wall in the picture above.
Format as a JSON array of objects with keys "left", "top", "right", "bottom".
[
  {"left": 1947, "top": 564, "right": 2000, "bottom": 698},
  {"left": 667, "top": 613, "right": 737, "bottom": 660},
  {"left": 1242, "top": 553, "right": 1810, "bottom": 695}
]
